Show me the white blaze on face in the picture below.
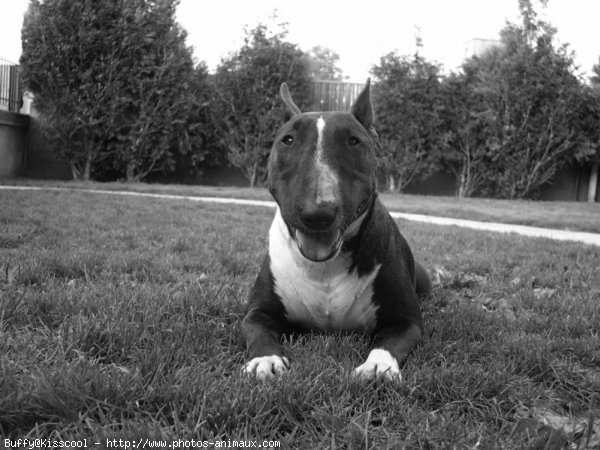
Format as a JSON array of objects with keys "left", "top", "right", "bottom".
[{"left": 314, "top": 116, "right": 340, "bottom": 204}]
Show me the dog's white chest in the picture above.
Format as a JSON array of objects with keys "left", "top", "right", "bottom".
[{"left": 268, "top": 209, "right": 380, "bottom": 331}]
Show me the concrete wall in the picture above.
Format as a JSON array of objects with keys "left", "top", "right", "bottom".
[
  {"left": 538, "top": 165, "right": 593, "bottom": 202},
  {"left": 396, "top": 165, "right": 598, "bottom": 202},
  {"left": 404, "top": 171, "right": 457, "bottom": 196},
  {"left": 24, "top": 112, "right": 70, "bottom": 180},
  {"left": 0, "top": 110, "right": 29, "bottom": 177}
]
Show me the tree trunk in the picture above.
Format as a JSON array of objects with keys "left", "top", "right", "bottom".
[
  {"left": 588, "top": 163, "right": 598, "bottom": 203},
  {"left": 395, "top": 174, "right": 404, "bottom": 193},
  {"left": 458, "top": 170, "right": 465, "bottom": 198},
  {"left": 126, "top": 162, "right": 136, "bottom": 182},
  {"left": 458, "top": 164, "right": 468, "bottom": 198},
  {"left": 82, "top": 153, "right": 92, "bottom": 181},
  {"left": 387, "top": 174, "right": 396, "bottom": 192},
  {"left": 70, "top": 162, "right": 81, "bottom": 180},
  {"left": 458, "top": 182, "right": 466, "bottom": 199},
  {"left": 249, "top": 162, "right": 258, "bottom": 188}
]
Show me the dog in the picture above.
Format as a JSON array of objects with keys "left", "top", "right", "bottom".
[{"left": 241, "top": 79, "right": 431, "bottom": 381}]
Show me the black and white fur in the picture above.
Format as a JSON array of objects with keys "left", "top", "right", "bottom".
[{"left": 242, "top": 80, "right": 431, "bottom": 381}]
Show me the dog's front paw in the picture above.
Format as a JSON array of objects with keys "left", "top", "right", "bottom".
[
  {"left": 353, "top": 349, "right": 401, "bottom": 382},
  {"left": 243, "top": 355, "right": 290, "bottom": 381}
]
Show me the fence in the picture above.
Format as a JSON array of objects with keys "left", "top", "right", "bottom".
[
  {"left": 311, "top": 80, "right": 365, "bottom": 112},
  {"left": 1, "top": 70, "right": 359, "bottom": 115},
  {"left": 0, "top": 58, "right": 22, "bottom": 113}
]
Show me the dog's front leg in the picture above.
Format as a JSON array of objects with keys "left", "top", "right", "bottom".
[
  {"left": 354, "top": 320, "right": 422, "bottom": 382},
  {"left": 241, "top": 256, "right": 290, "bottom": 381},
  {"left": 241, "top": 307, "right": 289, "bottom": 380}
]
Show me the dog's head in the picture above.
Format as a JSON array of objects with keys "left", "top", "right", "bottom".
[{"left": 268, "top": 80, "right": 378, "bottom": 262}]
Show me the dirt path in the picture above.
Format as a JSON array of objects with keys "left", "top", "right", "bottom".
[{"left": 2, "top": 185, "right": 599, "bottom": 247}]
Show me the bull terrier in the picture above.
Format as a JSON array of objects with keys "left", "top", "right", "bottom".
[{"left": 242, "top": 79, "right": 431, "bottom": 381}]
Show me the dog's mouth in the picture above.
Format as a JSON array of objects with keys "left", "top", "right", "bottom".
[
  {"left": 294, "top": 228, "right": 342, "bottom": 262},
  {"left": 287, "top": 194, "right": 374, "bottom": 263}
]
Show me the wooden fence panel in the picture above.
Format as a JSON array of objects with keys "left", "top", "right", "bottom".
[{"left": 311, "top": 80, "right": 365, "bottom": 112}]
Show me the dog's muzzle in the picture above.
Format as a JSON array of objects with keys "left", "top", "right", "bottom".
[
  {"left": 291, "top": 194, "right": 373, "bottom": 263},
  {"left": 293, "top": 201, "right": 341, "bottom": 262}
]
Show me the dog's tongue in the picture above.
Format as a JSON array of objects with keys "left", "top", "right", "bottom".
[{"left": 295, "top": 229, "right": 341, "bottom": 262}]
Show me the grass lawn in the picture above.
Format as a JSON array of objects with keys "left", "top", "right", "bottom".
[
  {"left": 1, "top": 187, "right": 599, "bottom": 448},
  {"left": 3, "top": 178, "right": 600, "bottom": 233}
]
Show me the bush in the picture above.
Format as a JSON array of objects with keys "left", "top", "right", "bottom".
[
  {"left": 212, "top": 23, "right": 312, "bottom": 187},
  {"left": 20, "top": 0, "right": 210, "bottom": 181}
]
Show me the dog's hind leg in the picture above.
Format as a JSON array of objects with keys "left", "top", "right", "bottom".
[{"left": 414, "top": 261, "right": 432, "bottom": 297}]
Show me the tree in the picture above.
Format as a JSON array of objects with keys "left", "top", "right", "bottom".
[
  {"left": 306, "top": 46, "right": 344, "bottom": 80},
  {"left": 108, "top": 0, "right": 207, "bottom": 181},
  {"left": 583, "top": 50, "right": 600, "bottom": 202},
  {"left": 576, "top": 85, "right": 600, "bottom": 202},
  {"left": 439, "top": 71, "right": 496, "bottom": 198},
  {"left": 371, "top": 51, "right": 445, "bottom": 192},
  {"left": 20, "top": 0, "right": 207, "bottom": 181},
  {"left": 213, "top": 23, "right": 312, "bottom": 187},
  {"left": 182, "top": 65, "right": 222, "bottom": 177},
  {"left": 591, "top": 57, "right": 600, "bottom": 88},
  {"left": 457, "top": 0, "right": 585, "bottom": 198}
]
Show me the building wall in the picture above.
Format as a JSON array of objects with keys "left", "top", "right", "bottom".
[
  {"left": 539, "top": 164, "right": 599, "bottom": 202},
  {"left": 395, "top": 165, "right": 597, "bottom": 202},
  {"left": 404, "top": 171, "right": 457, "bottom": 196},
  {"left": 0, "top": 110, "right": 28, "bottom": 177}
]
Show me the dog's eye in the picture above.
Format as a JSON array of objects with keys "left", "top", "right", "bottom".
[
  {"left": 348, "top": 136, "right": 361, "bottom": 146},
  {"left": 281, "top": 135, "right": 294, "bottom": 146}
]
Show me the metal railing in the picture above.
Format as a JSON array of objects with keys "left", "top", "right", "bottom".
[{"left": 0, "top": 57, "right": 23, "bottom": 113}]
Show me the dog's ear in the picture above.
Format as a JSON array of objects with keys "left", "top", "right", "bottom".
[
  {"left": 351, "top": 78, "right": 377, "bottom": 137},
  {"left": 280, "top": 83, "right": 301, "bottom": 116}
]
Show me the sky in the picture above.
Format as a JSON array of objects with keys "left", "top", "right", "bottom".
[{"left": 2, "top": 0, "right": 599, "bottom": 82}]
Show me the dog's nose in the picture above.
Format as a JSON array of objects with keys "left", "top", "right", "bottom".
[{"left": 300, "top": 203, "right": 337, "bottom": 230}]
